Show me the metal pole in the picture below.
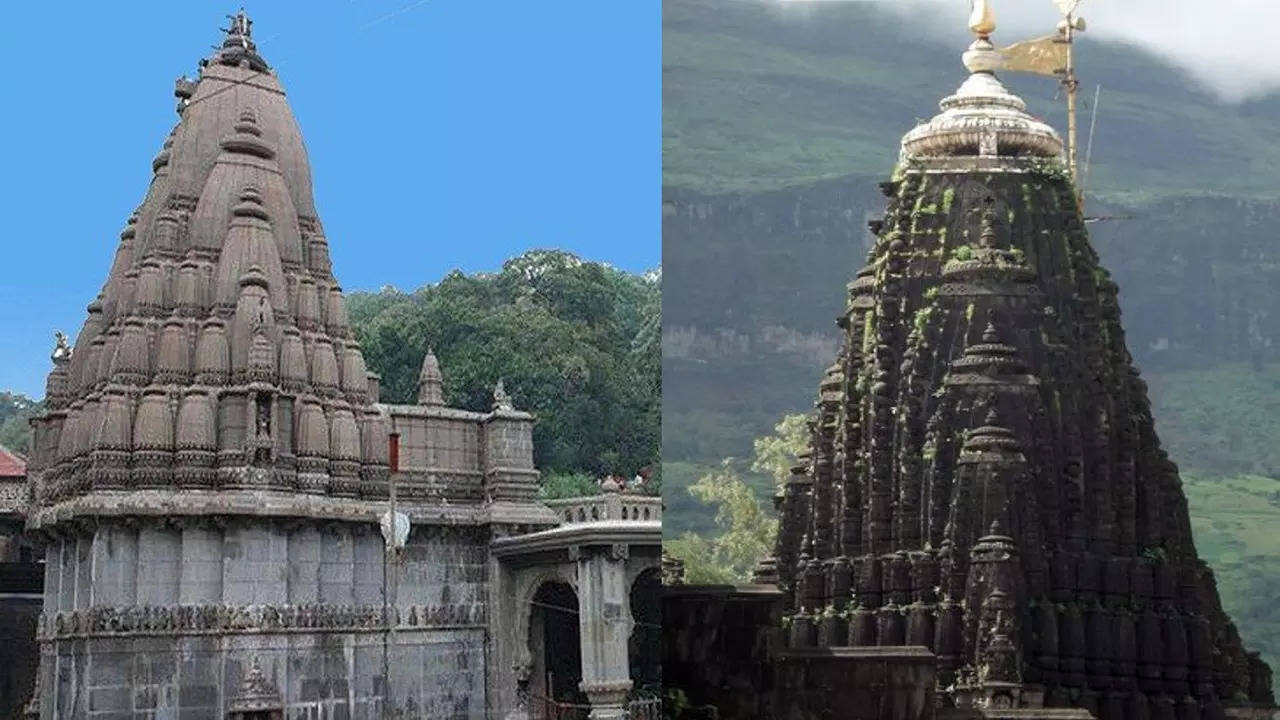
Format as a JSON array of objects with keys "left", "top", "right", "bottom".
[
  {"left": 1064, "top": 17, "right": 1081, "bottom": 211},
  {"left": 1082, "top": 83, "right": 1102, "bottom": 213},
  {"left": 384, "top": 429, "right": 400, "bottom": 718}
]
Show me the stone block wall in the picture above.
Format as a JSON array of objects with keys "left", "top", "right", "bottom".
[
  {"left": 776, "top": 647, "right": 936, "bottom": 720},
  {"left": 665, "top": 585, "right": 939, "bottom": 720},
  {"left": 382, "top": 404, "right": 539, "bottom": 504},
  {"left": 395, "top": 415, "right": 482, "bottom": 476},
  {"left": 663, "top": 585, "right": 784, "bottom": 718},
  {"left": 0, "top": 591, "right": 40, "bottom": 718},
  {"left": 33, "top": 519, "right": 491, "bottom": 718}
]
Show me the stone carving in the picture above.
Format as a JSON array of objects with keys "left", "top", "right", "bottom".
[
  {"left": 36, "top": 602, "right": 486, "bottom": 641},
  {"left": 227, "top": 656, "right": 283, "bottom": 716},
  {"left": 492, "top": 378, "right": 514, "bottom": 411},
  {"left": 51, "top": 332, "right": 71, "bottom": 363}
]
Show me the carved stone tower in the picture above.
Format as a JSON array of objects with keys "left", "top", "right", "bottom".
[
  {"left": 768, "top": 7, "right": 1277, "bottom": 720},
  {"left": 22, "top": 12, "right": 554, "bottom": 717}
]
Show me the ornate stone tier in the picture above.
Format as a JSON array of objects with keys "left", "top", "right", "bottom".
[
  {"left": 23, "top": 8, "right": 401, "bottom": 526},
  {"left": 545, "top": 487, "right": 662, "bottom": 525},
  {"left": 25, "top": 488, "right": 554, "bottom": 530},
  {"left": 37, "top": 601, "right": 485, "bottom": 642}
]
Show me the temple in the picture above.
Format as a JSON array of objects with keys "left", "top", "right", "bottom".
[
  {"left": 21, "top": 13, "right": 659, "bottom": 719},
  {"left": 664, "top": 4, "right": 1277, "bottom": 719}
]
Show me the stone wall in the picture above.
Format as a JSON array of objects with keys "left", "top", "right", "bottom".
[
  {"left": 776, "top": 647, "right": 936, "bottom": 720},
  {"left": 33, "top": 518, "right": 491, "bottom": 718},
  {"left": 663, "top": 585, "right": 784, "bottom": 718},
  {"left": 0, "top": 589, "right": 40, "bottom": 718},
  {"left": 665, "top": 585, "right": 940, "bottom": 720}
]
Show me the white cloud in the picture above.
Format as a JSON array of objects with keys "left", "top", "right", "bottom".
[{"left": 880, "top": 0, "right": 1280, "bottom": 102}]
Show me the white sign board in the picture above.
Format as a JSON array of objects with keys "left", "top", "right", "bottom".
[{"left": 380, "top": 510, "right": 410, "bottom": 550}]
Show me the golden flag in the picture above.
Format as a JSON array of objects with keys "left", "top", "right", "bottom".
[{"left": 999, "top": 34, "right": 1067, "bottom": 76}]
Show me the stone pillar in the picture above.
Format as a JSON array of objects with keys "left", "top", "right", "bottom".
[
  {"left": 576, "top": 545, "right": 633, "bottom": 720},
  {"left": 483, "top": 405, "right": 539, "bottom": 503}
]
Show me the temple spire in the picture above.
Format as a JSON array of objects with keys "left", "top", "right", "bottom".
[{"left": 416, "top": 348, "right": 444, "bottom": 405}]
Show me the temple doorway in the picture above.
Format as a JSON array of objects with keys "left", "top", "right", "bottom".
[
  {"left": 629, "top": 568, "right": 662, "bottom": 698},
  {"left": 529, "top": 580, "right": 588, "bottom": 718}
]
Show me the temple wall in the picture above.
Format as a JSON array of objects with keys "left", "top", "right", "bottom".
[
  {"left": 0, "top": 563, "right": 42, "bottom": 719},
  {"left": 35, "top": 519, "right": 491, "bottom": 719},
  {"left": 663, "top": 585, "right": 784, "bottom": 718},
  {"left": 665, "top": 585, "right": 937, "bottom": 720},
  {"left": 395, "top": 415, "right": 482, "bottom": 473}
]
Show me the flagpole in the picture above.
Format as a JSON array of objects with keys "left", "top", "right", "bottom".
[{"left": 1063, "top": 16, "right": 1080, "bottom": 211}]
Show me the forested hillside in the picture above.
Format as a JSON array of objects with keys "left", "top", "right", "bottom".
[
  {"left": 0, "top": 392, "right": 40, "bottom": 455},
  {"left": 348, "top": 250, "right": 661, "bottom": 482}
]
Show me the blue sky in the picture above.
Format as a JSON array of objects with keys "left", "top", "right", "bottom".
[{"left": 0, "top": 2, "right": 659, "bottom": 397}]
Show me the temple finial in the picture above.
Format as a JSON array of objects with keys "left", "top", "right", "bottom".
[
  {"left": 216, "top": 8, "right": 269, "bottom": 72},
  {"left": 224, "top": 9, "right": 252, "bottom": 45},
  {"left": 962, "top": 0, "right": 1003, "bottom": 75},
  {"left": 968, "top": 0, "right": 996, "bottom": 38},
  {"left": 51, "top": 331, "right": 71, "bottom": 364}
]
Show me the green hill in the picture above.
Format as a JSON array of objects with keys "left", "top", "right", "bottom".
[{"left": 664, "top": 0, "right": 1280, "bottom": 199}]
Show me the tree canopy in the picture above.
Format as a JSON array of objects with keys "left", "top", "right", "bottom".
[{"left": 348, "top": 249, "right": 661, "bottom": 480}]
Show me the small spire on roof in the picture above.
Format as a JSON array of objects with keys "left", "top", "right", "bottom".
[
  {"left": 416, "top": 349, "right": 444, "bottom": 406},
  {"left": 492, "top": 378, "right": 514, "bottom": 411}
]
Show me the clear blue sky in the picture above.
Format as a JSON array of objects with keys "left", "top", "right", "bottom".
[{"left": 0, "top": 2, "right": 659, "bottom": 398}]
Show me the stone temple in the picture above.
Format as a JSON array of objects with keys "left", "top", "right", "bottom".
[
  {"left": 664, "top": 8, "right": 1278, "bottom": 720},
  {"left": 21, "top": 13, "right": 660, "bottom": 719}
]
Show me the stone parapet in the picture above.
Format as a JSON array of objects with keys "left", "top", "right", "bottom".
[
  {"left": 546, "top": 494, "right": 661, "bottom": 525},
  {"left": 25, "top": 488, "right": 556, "bottom": 529}
]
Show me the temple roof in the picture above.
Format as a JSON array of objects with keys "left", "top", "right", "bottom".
[
  {"left": 32, "top": 12, "right": 388, "bottom": 511},
  {"left": 0, "top": 445, "right": 25, "bottom": 479},
  {"left": 899, "top": 3, "right": 1062, "bottom": 161}
]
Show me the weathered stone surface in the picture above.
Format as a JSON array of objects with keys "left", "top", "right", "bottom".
[
  {"left": 19, "top": 12, "right": 563, "bottom": 718},
  {"left": 667, "top": 13, "right": 1277, "bottom": 720}
]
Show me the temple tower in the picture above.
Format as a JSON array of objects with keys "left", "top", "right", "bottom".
[
  {"left": 22, "top": 13, "right": 552, "bottom": 717},
  {"left": 769, "top": 4, "right": 1276, "bottom": 718}
]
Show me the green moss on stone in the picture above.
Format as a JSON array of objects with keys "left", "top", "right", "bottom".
[{"left": 913, "top": 305, "right": 934, "bottom": 337}]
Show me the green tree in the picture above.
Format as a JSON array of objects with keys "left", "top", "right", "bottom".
[
  {"left": 539, "top": 472, "right": 602, "bottom": 500},
  {"left": 665, "top": 411, "right": 811, "bottom": 582},
  {"left": 0, "top": 392, "right": 41, "bottom": 455},
  {"left": 751, "top": 412, "right": 809, "bottom": 489},
  {"left": 348, "top": 250, "right": 660, "bottom": 482},
  {"left": 665, "top": 459, "right": 778, "bottom": 583}
]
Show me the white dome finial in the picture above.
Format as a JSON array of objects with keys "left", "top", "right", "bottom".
[{"left": 968, "top": 0, "right": 996, "bottom": 37}]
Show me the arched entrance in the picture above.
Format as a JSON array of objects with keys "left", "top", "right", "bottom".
[
  {"left": 628, "top": 568, "right": 661, "bottom": 698},
  {"left": 529, "top": 581, "right": 588, "bottom": 718}
]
